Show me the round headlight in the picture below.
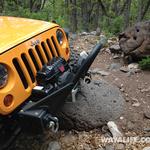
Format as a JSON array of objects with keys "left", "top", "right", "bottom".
[
  {"left": 56, "top": 30, "right": 63, "bottom": 45},
  {"left": 0, "top": 64, "right": 8, "bottom": 89}
]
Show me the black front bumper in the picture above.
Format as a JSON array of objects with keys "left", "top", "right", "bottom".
[{"left": 19, "top": 43, "right": 102, "bottom": 134}]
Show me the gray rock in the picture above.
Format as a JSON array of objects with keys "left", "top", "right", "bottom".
[
  {"left": 107, "top": 121, "right": 123, "bottom": 138},
  {"left": 56, "top": 80, "right": 124, "bottom": 131},
  {"left": 127, "top": 121, "right": 135, "bottom": 131},
  {"left": 127, "top": 71, "right": 133, "bottom": 77},
  {"left": 116, "top": 144, "right": 124, "bottom": 150},
  {"left": 145, "top": 128, "right": 150, "bottom": 132},
  {"left": 69, "top": 34, "right": 78, "bottom": 40},
  {"left": 96, "top": 27, "right": 101, "bottom": 36},
  {"left": 105, "top": 145, "right": 115, "bottom": 150},
  {"left": 108, "top": 40, "right": 114, "bottom": 45},
  {"left": 47, "top": 141, "right": 61, "bottom": 150},
  {"left": 120, "top": 68, "right": 141, "bottom": 74},
  {"left": 69, "top": 41, "right": 75, "bottom": 45},
  {"left": 120, "top": 88, "right": 125, "bottom": 92},
  {"left": 113, "top": 55, "right": 119, "bottom": 59},
  {"left": 90, "top": 31, "right": 96, "bottom": 35},
  {"left": 97, "top": 148, "right": 104, "bottom": 150},
  {"left": 80, "top": 32, "right": 88, "bottom": 36},
  {"left": 92, "top": 68, "right": 101, "bottom": 74},
  {"left": 87, "top": 35, "right": 96, "bottom": 38},
  {"left": 109, "top": 63, "right": 122, "bottom": 70},
  {"left": 128, "top": 63, "right": 139, "bottom": 69},
  {"left": 109, "top": 45, "right": 121, "bottom": 53},
  {"left": 144, "top": 108, "right": 150, "bottom": 119},
  {"left": 142, "top": 147, "right": 150, "bottom": 150},
  {"left": 90, "top": 41, "right": 97, "bottom": 45},
  {"left": 100, "top": 38, "right": 108, "bottom": 43},
  {"left": 97, "top": 70, "right": 110, "bottom": 76},
  {"left": 99, "top": 35, "right": 105, "bottom": 38},
  {"left": 132, "top": 103, "right": 141, "bottom": 107}
]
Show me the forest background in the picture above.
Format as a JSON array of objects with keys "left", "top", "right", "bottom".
[{"left": 0, "top": 0, "right": 150, "bottom": 36}]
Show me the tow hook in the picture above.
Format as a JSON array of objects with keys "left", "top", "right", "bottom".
[{"left": 49, "top": 117, "right": 59, "bottom": 133}]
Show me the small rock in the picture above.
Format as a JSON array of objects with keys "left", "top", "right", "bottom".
[
  {"left": 80, "top": 32, "right": 88, "bottom": 36},
  {"left": 97, "top": 70, "right": 110, "bottom": 76},
  {"left": 113, "top": 55, "right": 119, "bottom": 59},
  {"left": 90, "top": 31, "right": 96, "bottom": 35},
  {"left": 79, "top": 134, "right": 83, "bottom": 139},
  {"left": 120, "top": 88, "right": 124, "bottom": 92},
  {"left": 92, "top": 68, "right": 101, "bottom": 74},
  {"left": 69, "top": 34, "right": 78, "bottom": 40},
  {"left": 100, "top": 38, "right": 107, "bottom": 43},
  {"left": 144, "top": 109, "right": 150, "bottom": 119},
  {"left": 120, "top": 67, "right": 141, "bottom": 73},
  {"left": 107, "top": 121, "right": 123, "bottom": 138},
  {"left": 99, "top": 35, "right": 105, "bottom": 38},
  {"left": 109, "top": 45, "right": 121, "bottom": 53},
  {"left": 145, "top": 128, "right": 150, "bottom": 132},
  {"left": 109, "top": 63, "right": 122, "bottom": 70},
  {"left": 108, "top": 40, "right": 114, "bottom": 45},
  {"left": 105, "top": 145, "right": 115, "bottom": 150},
  {"left": 116, "top": 144, "right": 124, "bottom": 150},
  {"left": 132, "top": 103, "right": 141, "bottom": 107},
  {"left": 128, "top": 63, "right": 139, "bottom": 69},
  {"left": 97, "top": 148, "right": 104, "bottom": 150},
  {"left": 84, "top": 147, "right": 91, "bottom": 150},
  {"left": 87, "top": 35, "right": 96, "bottom": 38},
  {"left": 96, "top": 27, "right": 101, "bottom": 36},
  {"left": 142, "top": 147, "right": 150, "bottom": 150},
  {"left": 141, "top": 89, "right": 146, "bottom": 93},
  {"left": 69, "top": 41, "right": 75, "bottom": 45},
  {"left": 80, "top": 51, "right": 88, "bottom": 59},
  {"left": 105, "top": 48, "right": 111, "bottom": 53},
  {"left": 127, "top": 71, "right": 133, "bottom": 77},
  {"left": 90, "top": 41, "right": 96, "bottom": 45},
  {"left": 47, "top": 141, "right": 61, "bottom": 150},
  {"left": 127, "top": 121, "right": 135, "bottom": 131}
]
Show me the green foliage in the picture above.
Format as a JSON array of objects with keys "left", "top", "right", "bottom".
[
  {"left": 102, "top": 15, "right": 124, "bottom": 35},
  {"left": 139, "top": 56, "right": 150, "bottom": 69}
]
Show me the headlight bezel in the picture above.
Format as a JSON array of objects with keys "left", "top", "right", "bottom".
[
  {"left": 0, "top": 64, "right": 8, "bottom": 89},
  {"left": 56, "top": 29, "right": 64, "bottom": 46}
]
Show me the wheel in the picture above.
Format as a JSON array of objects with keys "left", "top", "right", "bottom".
[{"left": 68, "top": 47, "right": 80, "bottom": 65}]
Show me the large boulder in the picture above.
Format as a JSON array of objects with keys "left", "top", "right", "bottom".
[
  {"left": 56, "top": 80, "right": 124, "bottom": 131},
  {"left": 119, "top": 20, "right": 150, "bottom": 58}
]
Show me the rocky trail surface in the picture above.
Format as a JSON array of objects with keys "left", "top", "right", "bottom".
[{"left": 11, "top": 31, "right": 150, "bottom": 150}]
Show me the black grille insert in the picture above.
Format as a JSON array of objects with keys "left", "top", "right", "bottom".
[
  {"left": 21, "top": 54, "right": 35, "bottom": 83},
  {"left": 13, "top": 58, "right": 28, "bottom": 89}
]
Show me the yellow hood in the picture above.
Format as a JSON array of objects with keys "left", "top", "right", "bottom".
[{"left": 0, "top": 16, "right": 58, "bottom": 54}]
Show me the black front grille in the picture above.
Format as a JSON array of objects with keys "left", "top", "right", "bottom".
[{"left": 13, "top": 37, "right": 60, "bottom": 89}]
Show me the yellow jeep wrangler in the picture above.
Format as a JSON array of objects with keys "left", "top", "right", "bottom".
[{"left": 0, "top": 16, "right": 102, "bottom": 149}]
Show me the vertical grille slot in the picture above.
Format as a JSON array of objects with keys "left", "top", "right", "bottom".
[
  {"left": 21, "top": 54, "right": 35, "bottom": 83},
  {"left": 35, "top": 45, "right": 45, "bottom": 66},
  {"left": 46, "top": 39, "right": 55, "bottom": 58},
  {"left": 13, "top": 58, "right": 28, "bottom": 89},
  {"left": 51, "top": 37, "right": 60, "bottom": 56},
  {"left": 28, "top": 49, "right": 39, "bottom": 71},
  {"left": 41, "top": 42, "right": 50, "bottom": 61}
]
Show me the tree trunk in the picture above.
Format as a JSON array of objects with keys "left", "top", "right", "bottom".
[
  {"left": 137, "top": 0, "right": 142, "bottom": 22},
  {"left": 0, "top": 0, "right": 3, "bottom": 13},
  {"left": 70, "top": 0, "right": 77, "bottom": 32},
  {"left": 124, "top": 0, "right": 131, "bottom": 29},
  {"left": 142, "top": 0, "right": 150, "bottom": 19},
  {"left": 119, "top": 0, "right": 128, "bottom": 15},
  {"left": 98, "top": 0, "right": 108, "bottom": 17}
]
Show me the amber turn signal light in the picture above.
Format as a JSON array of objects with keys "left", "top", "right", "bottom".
[
  {"left": 4, "top": 95, "right": 13, "bottom": 107},
  {"left": 66, "top": 48, "right": 69, "bottom": 55}
]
